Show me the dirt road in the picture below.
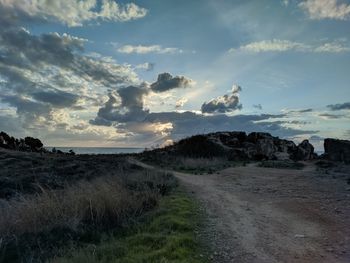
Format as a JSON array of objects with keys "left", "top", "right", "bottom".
[{"left": 133, "top": 159, "right": 350, "bottom": 263}]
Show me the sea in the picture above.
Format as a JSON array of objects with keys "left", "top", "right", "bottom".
[{"left": 46, "top": 147, "right": 144, "bottom": 155}]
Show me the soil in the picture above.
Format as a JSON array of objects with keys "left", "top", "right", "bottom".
[{"left": 134, "top": 159, "right": 350, "bottom": 263}]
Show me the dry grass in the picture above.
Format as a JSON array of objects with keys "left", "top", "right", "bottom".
[
  {"left": 0, "top": 176, "right": 156, "bottom": 238},
  {"left": 139, "top": 153, "right": 237, "bottom": 174},
  {"left": 0, "top": 169, "right": 177, "bottom": 262}
]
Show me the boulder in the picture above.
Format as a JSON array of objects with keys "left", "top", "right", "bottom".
[
  {"left": 219, "top": 131, "right": 247, "bottom": 147},
  {"left": 241, "top": 142, "right": 258, "bottom": 159},
  {"left": 292, "top": 140, "right": 314, "bottom": 161},
  {"left": 256, "top": 138, "right": 277, "bottom": 159},
  {"left": 324, "top": 138, "right": 350, "bottom": 163},
  {"left": 247, "top": 132, "right": 273, "bottom": 144}
]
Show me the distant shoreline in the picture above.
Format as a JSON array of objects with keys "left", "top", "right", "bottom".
[{"left": 45, "top": 146, "right": 144, "bottom": 155}]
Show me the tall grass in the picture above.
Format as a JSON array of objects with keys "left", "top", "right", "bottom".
[
  {"left": 52, "top": 191, "right": 206, "bottom": 263},
  {"left": 0, "top": 170, "right": 177, "bottom": 262}
]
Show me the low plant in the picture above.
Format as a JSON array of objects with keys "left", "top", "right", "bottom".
[{"left": 53, "top": 190, "right": 207, "bottom": 263}]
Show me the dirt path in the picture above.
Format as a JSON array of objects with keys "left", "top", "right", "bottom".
[{"left": 131, "top": 159, "right": 350, "bottom": 263}]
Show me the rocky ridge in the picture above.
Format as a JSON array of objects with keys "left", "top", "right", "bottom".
[{"left": 163, "top": 131, "right": 316, "bottom": 161}]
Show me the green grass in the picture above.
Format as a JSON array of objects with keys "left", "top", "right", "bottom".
[{"left": 52, "top": 190, "right": 207, "bottom": 263}]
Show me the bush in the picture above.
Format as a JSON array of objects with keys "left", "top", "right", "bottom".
[{"left": 176, "top": 135, "right": 226, "bottom": 158}]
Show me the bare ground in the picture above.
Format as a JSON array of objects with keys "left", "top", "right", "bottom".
[{"left": 133, "top": 159, "right": 350, "bottom": 263}]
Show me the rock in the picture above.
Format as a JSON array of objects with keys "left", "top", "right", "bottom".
[
  {"left": 247, "top": 132, "right": 273, "bottom": 144},
  {"left": 324, "top": 138, "right": 350, "bottom": 163},
  {"left": 256, "top": 138, "right": 277, "bottom": 160},
  {"left": 147, "top": 131, "right": 317, "bottom": 162},
  {"left": 292, "top": 140, "right": 314, "bottom": 161}
]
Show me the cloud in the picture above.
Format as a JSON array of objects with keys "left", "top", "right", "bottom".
[
  {"left": 230, "top": 39, "right": 350, "bottom": 53},
  {"left": 117, "top": 44, "right": 182, "bottom": 54},
  {"left": 0, "top": 24, "right": 139, "bottom": 133},
  {"left": 282, "top": 0, "right": 290, "bottom": 6},
  {"left": 135, "top": 62, "right": 154, "bottom": 71},
  {"left": 253, "top": 104, "right": 263, "bottom": 110},
  {"left": 91, "top": 83, "right": 149, "bottom": 124},
  {"left": 298, "top": 0, "right": 350, "bottom": 20},
  {"left": 230, "top": 39, "right": 308, "bottom": 53},
  {"left": 175, "top": 98, "right": 188, "bottom": 108},
  {"left": 318, "top": 113, "right": 345, "bottom": 119},
  {"left": 0, "top": 0, "right": 148, "bottom": 27},
  {"left": 144, "top": 112, "right": 316, "bottom": 142},
  {"left": 201, "top": 84, "right": 242, "bottom": 114},
  {"left": 31, "top": 89, "right": 79, "bottom": 108},
  {"left": 287, "top": 108, "right": 313, "bottom": 114},
  {"left": 314, "top": 41, "right": 350, "bottom": 52},
  {"left": 327, "top": 102, "right": 350, "bottom": 110},
  {"left": 150, "top": 73, "right": 193, "bottom": 92}
]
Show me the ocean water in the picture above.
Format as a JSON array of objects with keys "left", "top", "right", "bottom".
[{"left": 46, "top": 147, "right": 144, "bottom": 155}]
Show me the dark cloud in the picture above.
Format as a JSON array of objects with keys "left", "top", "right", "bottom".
[
  {"left": 1, "top": 95, "right": 51, "bottom": 117},
  {"left": 0, "top": 23, "right": 138, "bottom": 130},
  {"left": 287, "top": 108, "right": 313, "bottom": 114},
  {"left": 150, "top": 73, "right": 192, "bottom": 92},
  {"left": 144, "top": 111, "right": 316, "bottom": 141},
  {"left": 253, "top": 104, "right": 263, "bottom": 110},
  {"left": 0, "top": 28, "right": 84, "bottom": 69},
  {"left": 32, "top": 89, "right": 79, "bottom": 108},
  {"left": 201, "top": 85, "right": 242, "bottom": 113},
  {"left": 327, "top": 102, "right": 350, "bottom": 111},
  {"left": 91, "top": 84, "right": 149, "bottom": 124},
  {"left": 0, "top": 114, "right": 25, "bottom": 136},
  {"left": 319, "top": 113, "right": 345, "bottom": 119}
]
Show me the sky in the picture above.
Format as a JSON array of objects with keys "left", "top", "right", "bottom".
[{"left": 0, "top": 0, "right": 349, "bottom": 150}]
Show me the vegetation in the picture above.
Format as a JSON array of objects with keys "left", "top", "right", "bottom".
[
  {"left": 0, "top": 163, "right": 178, "bottom": 262},
  {"left": 53, "top": 190, "right": 206, "bottom": 263},
  {"left": 139, "top": 152, "right": 240, "bottom": 174},
  {"left": 258, "top": 160, "right": 305, "bottom": 170},
  {"left": 175, "top": 135, "right": 226, "bottom": 158}
]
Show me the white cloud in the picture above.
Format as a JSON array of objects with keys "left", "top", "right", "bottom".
[
  {"left": 314, "top": 41, "right": 350, "bottom": 52},
  {"left": 229, "top": 39, "right": 308, "bottom": 53},
  {"left": 0, "top": 0, "right": 148, "bottom": 26},
  {"left": 135, "top": 62, "right": 154, "bottom": 71},
  {"left": 117, "top": 44, "right": 183, "bottom": 54},
  {"left": 230, "top": 39, "right": 350, "bottom": 53},
  {"left": 282, "top": 0, "right": 289, "bottom": 6},
  {"left": 175, "top": 98, "right": 188, "bottom": 108},
  {"left": 298, "top": 0, "right": 350, "bottom": 20}
]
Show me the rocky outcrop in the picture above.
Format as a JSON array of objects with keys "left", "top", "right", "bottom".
[
  {"left": 166, "top": 131, "right": 315, "bottom": 161},
  {"left": 292, "top": 140, "right": 315, "bottom": 161},
  {"left": 324, "top": 138, "right": 350, "bottom": 163}
]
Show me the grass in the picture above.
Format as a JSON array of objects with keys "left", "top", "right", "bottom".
[
  {"left": 52, "top": 190, "right": 207, "bottom": 263},
  {"left": 0, "top": 170, "right": 177, "bottom": 262},
  {"left": 139, "top": 154, "right": 243, "bottom": 175},
  {"left": 258, "top": 160, "right": 305, "bottom": 170}
]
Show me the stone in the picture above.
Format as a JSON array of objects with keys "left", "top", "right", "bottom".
[
  {"left": 256, "top": 138, "right": 277, "bottom": 159},
  {"left": 324, "top": 138, "right": 350, "bottom": 163},
  {"left": 292, "top": 140, "right": 314, "bottom": 161}
]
